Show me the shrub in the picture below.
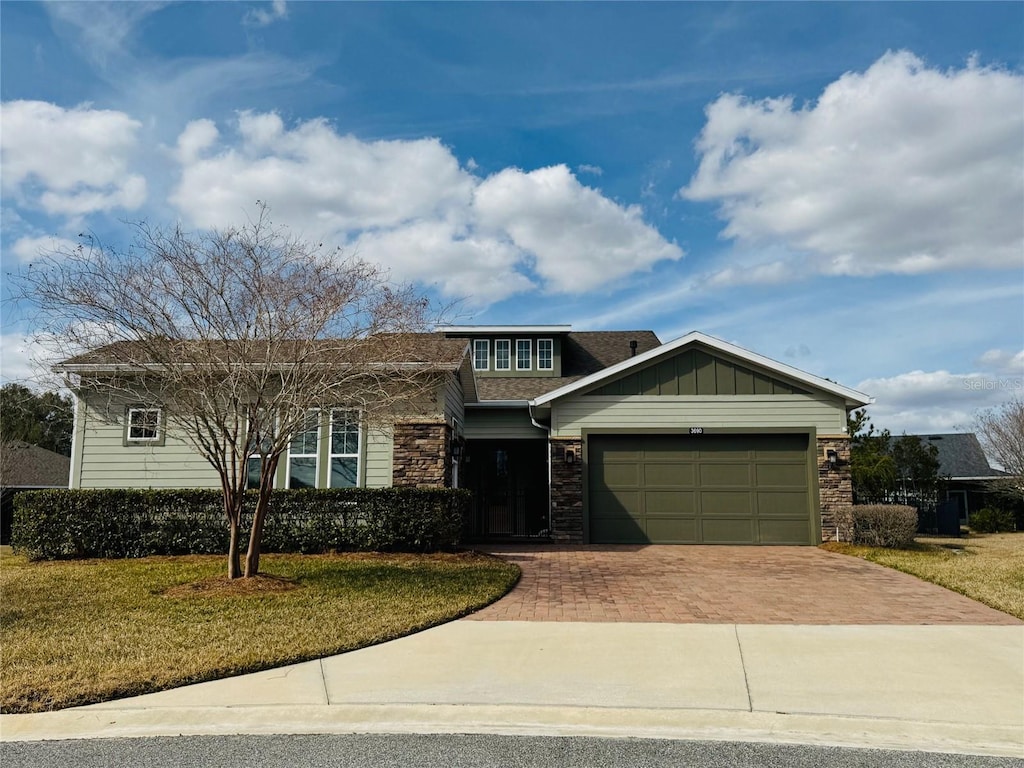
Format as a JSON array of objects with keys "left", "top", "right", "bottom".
[
  {"left": 837, "top": 504, "right": 918, "bottom": 548},
  {"left": 969, "top": 508, "right": 1015, "bottom": 534},
  {"left": 11, "top": 487, "right": 471, "bottom": 561}
]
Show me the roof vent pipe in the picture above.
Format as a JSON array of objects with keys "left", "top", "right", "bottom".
[{"left": 629, "top": 340, "right": 638, "bottom": 357}]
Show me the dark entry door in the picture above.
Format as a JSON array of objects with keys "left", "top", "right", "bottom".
[{"left": 465, "top": 440, "right": 548, "bottom": 538}]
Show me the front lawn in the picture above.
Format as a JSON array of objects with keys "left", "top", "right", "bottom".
[
  {"left": 0, "top": 551, "right": 519, "bottom": 713},
  {"left": 822, "top": 532, "right": 1024, "bottom": 620}
]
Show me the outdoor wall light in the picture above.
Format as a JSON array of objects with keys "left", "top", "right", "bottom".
[
  {"left": 451, "top": 442, "right": 463, "bottom": 462},
  {"left": 565, "top": 447, "right": 576, "bottom": 464},
  {"left": 826, "top": 449, "right": 839, "bottom": 469}
]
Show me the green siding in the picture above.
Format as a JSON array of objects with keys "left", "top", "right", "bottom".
[
  {"left": 590, "top": 347, "right": 810, "bottom": 397},
  {"left": 463, "top": 408, "right": 547, "bottom": 439},
  {"left": 552, "top": 395, "right": 847, "bottom": 438},
  {"left": 364, "top": 427, "right": 393, "bottom": 488}
]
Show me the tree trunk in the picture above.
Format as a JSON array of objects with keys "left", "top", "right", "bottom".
[
  {"left": 223, "top": 485, "right": 243, "bottom": 580},
  {"left": 244, "top": 467, "right": 275, "bottom": 577}
]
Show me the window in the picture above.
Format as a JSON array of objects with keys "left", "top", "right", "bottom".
[
  {"left": 473, "top": 339, "right": 489, "bottom": 371},
  {"left": 537, "top": 339, "right": 553, "bottom": 371},
  {"left": 287, "top": 410, "right": 320, "bottom": 489},
  {"left": 516, "top": 339, "right": 531, "bottom": 370},
  {"left": 246, "top": 412, "right": 277, "bottom": 490},
  {"left": 124, "top": 407, "right": 164, "bottom": 446},
  {"left": 494, "top": 339, "right": 511, "bottom": 371},
  {"left": 330, "top": 409, "right": 360, "bottom": 488}
]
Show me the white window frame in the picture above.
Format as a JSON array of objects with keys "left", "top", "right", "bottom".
[
  {"left": 127, "top": 407, "right": 161, "bottom": 442},
  {"left": 516, "top": 339, "right": 532, "bottom": 371},
  {"left": 329, "top": 408, "right": 362, "bottom": 488},
  {"left": 494, "top": 338, "right": 511, "bottom": 371},
  {"left": 473, "top": 339, "right": 490, "bottom": 371},
  {"left": 537, "top": 338, "right": 553, "bottom": 371},
  {"left": 286, "top": 409, "right": 320, "bottom": 489}
]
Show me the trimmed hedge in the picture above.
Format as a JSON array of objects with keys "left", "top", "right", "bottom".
[
  {"left": 11, "top": 487, "right": 471, "bottom": 561},
  {"left": 837, "top": 504, "right": 918, "bottom": 549}
]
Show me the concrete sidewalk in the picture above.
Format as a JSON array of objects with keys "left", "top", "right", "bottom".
[{"left": 2, "top": 622, "right": 1022, "bottom": 757}]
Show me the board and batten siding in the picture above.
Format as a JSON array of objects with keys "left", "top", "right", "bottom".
[
  {"left": 441, "top": 373, "right": 466, "bottom": 433},
  {"left": 551, "top": 395, "right": 847, "bottom": 438},
  {"left": 463, "top": 408, "right": 546, "bottom": 440}
]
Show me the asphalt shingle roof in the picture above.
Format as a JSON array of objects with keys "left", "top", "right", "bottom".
[
  {"left": 1, "top": 441, "right": 71, "bottom": 488},
  {"left": 911, "top": 433, "right": 1006, "bottom": 479}
]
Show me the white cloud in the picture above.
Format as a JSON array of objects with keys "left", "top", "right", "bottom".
[
  {"left": 245, "top": 0, "right": 288, "bottom": 27},
  {"left": 0, "top": 332, "right": 66, "bottom": 389},
  {"left": 682, "top": 51, "right": 1024, "bottom": 276},
  {"left": 577, "top": 164, "right": 603, "bottom": 176},
  {"left": 169, "top": 113, "right": 681, "bottom": 302},
  {"left": 10, "top": 235, "right": 82, "bottom": 264},
  {"left": 45, "top": 2, "right": 167, "bottom": 68},
  {"left": 0, "top": 101, "right": 147, "bottom": 217},
  {"left": 978, "top": 349, "right": 1024, "bottom": 376},
  {"left": 171, "top": 112, "right": 475, "bottom": 233},
  {"left": 857, "top": 369, "right": 1023, "bottom": 435},
  {"left": 474, "top": 165, "right": 683, "bottom": 293}
]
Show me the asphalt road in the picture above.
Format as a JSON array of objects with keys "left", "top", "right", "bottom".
[{"left": 3, "top": 734, "right": 1019, "bottom": 768}]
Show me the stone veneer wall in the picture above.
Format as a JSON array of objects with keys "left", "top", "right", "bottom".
[
  {"left": 549, "top": 437, "right": 584, "bottom": 543},
  {"left": 392, "top": 420, "right": 452, "bottom": 488},
  {"left": 817, "top": 436, "right": 852, "bottom": 541}
]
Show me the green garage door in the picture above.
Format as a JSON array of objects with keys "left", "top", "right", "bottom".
[{"left": 588, "top": 434, "right": 813, "bottom": 545}]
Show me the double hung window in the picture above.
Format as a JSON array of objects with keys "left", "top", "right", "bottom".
[
  {"left": 287, "top": 410, "right": 320, "bottom": 489},
  {"left": 494, "top": 339, "right": 511, "bottom": 371},
  {"left": 330, "top": 409, "right": 360, "bottom": 488},
  {"left": 473, "top": 339, "right": 489, "bottom": 371},
  {"left": 537, "top": 339, "right": 553, "bottom": 371},
  {"left": 516, "top": 339, "right": 531, "bottom": 370}
]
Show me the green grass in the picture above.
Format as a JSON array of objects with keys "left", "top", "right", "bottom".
[
  {"left": 822, "top": 532, "right": 1024, "bottom": 620},
  {"left": 0, "top": 551, "right": 519, "bottom": 714}
]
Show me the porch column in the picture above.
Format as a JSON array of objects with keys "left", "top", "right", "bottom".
[{"left": 550, "top": 437, "right": 584, "bottom": 543}]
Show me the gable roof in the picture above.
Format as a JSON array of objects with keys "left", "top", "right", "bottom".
[
  {"left": 911, "top": 433, "right": 1007, "bottom": 480},
  {"left": 532, "top": 331, "right": 872, "bottom": 408},
  {"left": 472, "top": 331, "right": 661, "bottom": 403},
  {"left": 1, "top": 441, "right": 70, "bottom": 488}
]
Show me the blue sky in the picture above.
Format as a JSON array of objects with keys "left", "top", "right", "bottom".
[{"left": 2, "top": 1, "right": 1022, "bottom": 435}]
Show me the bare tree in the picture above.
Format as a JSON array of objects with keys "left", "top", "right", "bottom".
[
  {"left": 17, "top": 204, "right": 442, "bottom": 578},
  {"left": 976, "top": 398, "right": 1024, "bottom": 501}
]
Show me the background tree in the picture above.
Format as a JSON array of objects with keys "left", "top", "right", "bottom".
[
  {"left": 975, "top": 398, "right": 1024, "bottom": 501},
  {"left": 17, "top": 204, "right": 439, "bottom": 579},
  {"left": 0, "top": 383, "right": 74, "bottom": 455},
  {"left": 848, "top": 409, "right": 942, "bottom": 507}
]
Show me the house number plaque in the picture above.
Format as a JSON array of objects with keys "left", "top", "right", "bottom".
[{"left": 689, "top": 427, "right": 704, "bottom": 434}]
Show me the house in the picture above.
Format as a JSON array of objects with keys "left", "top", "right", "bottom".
[
  {"left": 910, "top": 433, "right": 1010, "bottom": 525},
  {"left": 58, "top": 327, "right": 871, "bottom": 545},
  {"left": 0, "top": 441, "right": 72, "bottom": 544}
]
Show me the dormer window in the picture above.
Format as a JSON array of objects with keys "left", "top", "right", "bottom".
[
  {"left": 516, "top": 339, "right": 531, "bottom": 371},
  {"left": 473, "top": 339, "right": 489, "bottom": 371},
  {"left": 495, "top": 339, "right": 511, "bottom": 371},
  {"left": 537, "top": 339, "right": 553, "bottom": 371}
]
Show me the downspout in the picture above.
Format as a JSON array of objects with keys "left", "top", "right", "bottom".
[{"left": 528, "top": 402, "right": 553, "bottom": 536}]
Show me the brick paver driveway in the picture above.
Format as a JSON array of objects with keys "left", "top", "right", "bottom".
[{"left": 467, "top": 545, "right": 1021, "bottom": 625}]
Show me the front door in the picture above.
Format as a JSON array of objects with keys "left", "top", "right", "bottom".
[{"left": 465, "top": 440, "right": 548, "bottom": 538}]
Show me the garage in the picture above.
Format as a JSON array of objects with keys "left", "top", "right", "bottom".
[{"left": 587, "top": 433, "right": 815, "bottom": 545}]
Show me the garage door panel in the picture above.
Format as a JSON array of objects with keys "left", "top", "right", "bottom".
[
  {"left": 591, "top": 490, "right": 641, "bottom": 520},
  {"left": 646, "top": 517, "right": 698, "bottom": 543},
  {"left": 757, "top": 491, "right": 810, "bottom": 517},
  {"left": 596, "top": 463, "right": 640, "bottom": 489},
  {"left": 644, "top": 463, "right": 696, "bottom": 487},
  {"left": 701, "top": 518, "right": 757, "bottom": 544},
  {"left": 591, "top": 517, "right": 648, "bottom": 543},
  {"left": 755, "top": 463, "right": 807, "bottom": 487},
  {"left": 645, "top": 490, "right": 697, "bottom": 516},
  {"left": 759, "top": 519, "right": 812, "bottom": 544},
  {"left": 700, "top": 491, "right": 754, "bottom": 516},
  {"left": 700, "top": 464, "right": 752, "bottom": 487}
]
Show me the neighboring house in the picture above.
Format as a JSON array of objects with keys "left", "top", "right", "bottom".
[
  {"left": 910, "top": 433, "right": 1010, "bottom": 525},
  {"left": 0, "top": 441, "right": 72, "bottom": 544},
  {"left": 58, "top": 327, "right": 871, "bottom": 546}
]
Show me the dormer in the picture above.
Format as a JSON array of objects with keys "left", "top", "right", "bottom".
[{"left": 439, "top": 325, "right": 571, "bottom": 378}]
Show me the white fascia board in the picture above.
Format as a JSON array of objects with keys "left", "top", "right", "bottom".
[
  {"left": 465, "top": 400, "right": 530, "bottom": 408},
  {"left": 438, "top": 325, "right": 572, "bottom": 334},
  {"left": 531, "top": 331, "right": 873, "bottom": 408}
]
